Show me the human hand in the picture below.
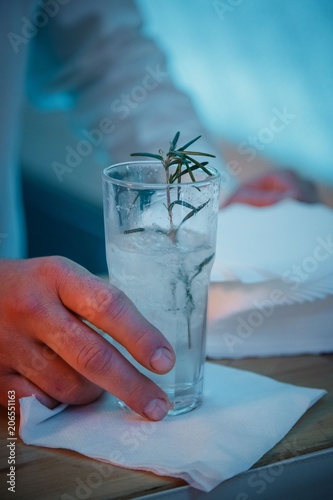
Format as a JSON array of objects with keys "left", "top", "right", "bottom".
[
  {"left": 222, "top": 169, "right": 319, "bottom": 207},
  {"left": 0, "top": 257, "right": 175, "bottom": 420}
]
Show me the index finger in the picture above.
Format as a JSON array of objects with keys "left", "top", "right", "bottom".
[{"left": 55, "top": 260, "right": 175, "bottom": 375}]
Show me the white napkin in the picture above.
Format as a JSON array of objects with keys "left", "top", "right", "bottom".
[
  {"left": 19, "top": 362, "right": 325, "bottom": 492},
  {"left": 206, "top": 280, "right": 333, "bottom": 358},
  {"left": 211, "top": 200, "right": 333, "bottom": 287},
  {"left": 207, "top": 200, "right": 333, "bottom": 357}
]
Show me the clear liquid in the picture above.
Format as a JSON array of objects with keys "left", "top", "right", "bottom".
[{"left": 106, "top": 227, "right": 214, "bottom": 414}]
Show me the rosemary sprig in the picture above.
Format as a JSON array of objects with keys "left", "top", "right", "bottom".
[
  {"left": 131, "top": 131, "right": 215, "bottom": 185},
  {"left": 131, "top": 132, "right": 215, "bottom": 235}
]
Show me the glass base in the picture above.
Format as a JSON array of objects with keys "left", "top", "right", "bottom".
[
  {"left": 167, "top": 393, "right": 202, "bottom": 416},
  {"left": 118, "top": 378, "right": 203, "bottom": 417}
]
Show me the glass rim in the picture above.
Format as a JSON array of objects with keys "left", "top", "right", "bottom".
[{"left": 102, "top": 160, "right": 221, "bottom": 190}]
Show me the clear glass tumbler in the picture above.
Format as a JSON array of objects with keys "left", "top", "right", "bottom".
[{"left": 102, "top": 161, "right": 221, "bottom": 415}]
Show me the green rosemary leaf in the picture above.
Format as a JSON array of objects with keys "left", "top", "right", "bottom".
[
  {"left": 169, "top": 164, "right": 202, "bottom": 183},
  {"left": 179, "top": 200, "right": 209, "bottom": 227},
  {"left": 168, "top": 200, "right": 197, "bottom": 212},
  {"left": 169, "top": 164, "right": 183, "bottom": 183},
  {"left": 167, "top": 158, "right": 188, "bottom": 169},
  {"left": 182, "top": 151, "right": 216, "bottom": 158},
  {"left": 124, "top": 227, "right": 145, "bottom": 234},
  {"left": 185, "top": 163, "right": 196, "bottom": 182},
  {"left": 130, "top": 152, "right": 163, "bottom": 161},
  {"left": 182, "top": 154, "right": 213, "bottom": 176},
  {"left": 191, "top": 253, "right": 215, "bottom": 282},
  {"left": 166, "top": 150, "right": 193, "bottom": 168},
  {"left": 178, "top": 135, "right": 202, "bottom": 151},
  {"left": 170, "top": 131, "right": 180, "bottom": 151}
]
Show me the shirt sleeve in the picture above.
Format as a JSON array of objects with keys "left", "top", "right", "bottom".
[{"left": 25, "top": 0, "right": 237, "bottom": 201}]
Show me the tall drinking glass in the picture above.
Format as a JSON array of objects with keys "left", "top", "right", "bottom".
[{"left": 102, "top": 161, "right": 221, "bottom": 415}]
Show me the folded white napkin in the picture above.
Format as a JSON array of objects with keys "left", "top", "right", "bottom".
[
  {"left": 206, "top": 281, "right": 333, "bottom": 358},
  {"left": 212, "top": 200, "right": 333, "bottom": 286},
  {"left": 19, "top": 362, "right": 325, "bottom": 492},
  {"left": 207, "top": 200, "right": 333, "bottom": 357}
]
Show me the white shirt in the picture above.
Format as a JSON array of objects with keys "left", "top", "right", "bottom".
[{"left": 1, "top": 0, "right": 231, "bottom": 258}]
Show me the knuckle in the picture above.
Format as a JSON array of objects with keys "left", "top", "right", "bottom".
[
  {"left": 75, "top": 342, "right": 113, "bottom": 376},
  {"left": 2, "top": 256, "right": 73, "bottom": 323},
  {"left": 90, "top": 286, "right": 129, "bottom": 320},
  {"left": 61, "top": 382, "right": 103, "bottom": 406},
  {"left": 94, "top": 289, "right": 115, "bottom": 315},
  {"left": 58, "top": 380, "right": 87, "bottom": 404},
  {"left": 123, "top": 384, "right": 141, "bottom": 408},
  {"left": 44, "top": 255, "right": 71, "bottom": 270},
  {"left": 125, "top": 381, "right": 147, "bottom": 407},
  {"left": 131, "top": 324, "right": 154, "bottom": 350},
  {"left": 39, "top": 318, "right": 81, "bottom": 357},
  {"left": 58, "top": 384, "right": 84, "bottom": 404},
  {"left": 39, "top": 255, "right": 73, "bottom": 283},
  {"left": 20, "top": 294, "right": 44, "bottom": 317},
  {"left": 5, "top": 290, "right": 45, "bottom": 322}
]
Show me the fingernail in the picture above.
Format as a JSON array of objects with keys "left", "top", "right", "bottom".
[
  {"left": 143, "top": 398, "right": 169, "bottom": 421},
  {"left": 150, "top": 347, "right": 175, "bottom": 372}
]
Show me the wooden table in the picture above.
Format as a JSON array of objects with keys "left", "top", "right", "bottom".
[{"left": 1, "top": 354, "right": 332, "bottom": 500}]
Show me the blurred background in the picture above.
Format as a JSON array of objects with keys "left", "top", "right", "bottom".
[
  {"left": 20, "top": 0, "right": 333, "bottom": 274},
  {"left": 138, "top": 0, "right": 333, "bottom": 185}
]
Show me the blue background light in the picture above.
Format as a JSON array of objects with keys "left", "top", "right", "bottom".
[{"left": 138, "top": 0, "right": 333, "bottom": 185}]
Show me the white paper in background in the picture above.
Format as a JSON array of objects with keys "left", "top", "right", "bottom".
[
  {"left": 211, "top": 200, "right": 333, "bottom": 285},
  {"left": 207, "top": 292, "right": 333, "bottom": 358},
  {"left": 208, "top": 201, "right": 333, "bottom": 357},
  {"left": 19, "top": 363, "right": 326, "bottom": 493}
]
